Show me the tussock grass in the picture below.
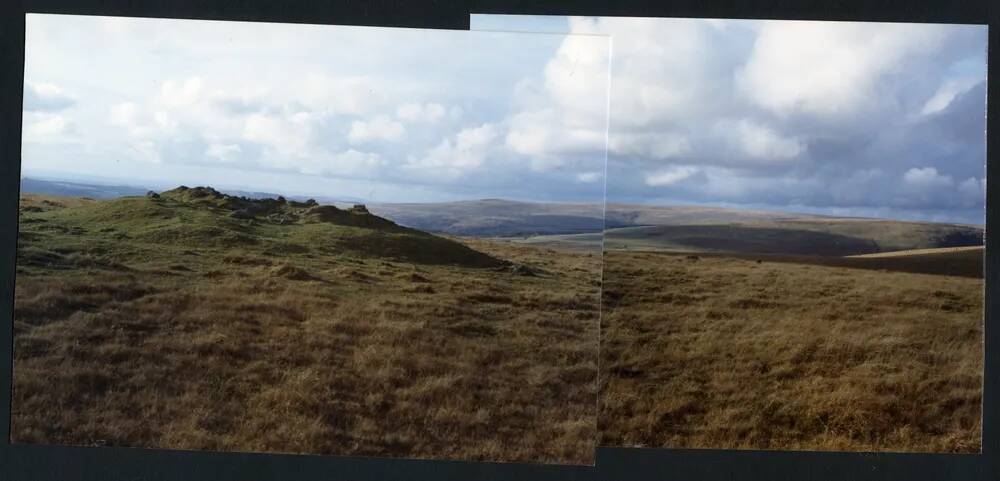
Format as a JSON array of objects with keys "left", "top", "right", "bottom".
[
  {"left": 600, "top": 250, "right": 982, "bottom": 453},
  {"left": 12, "top": 194, "right": 600, "bottom": 464}
]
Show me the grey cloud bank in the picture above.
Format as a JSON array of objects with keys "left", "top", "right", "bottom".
[{"left": 474, "top": 16, "right": 987, "bottom": 225}]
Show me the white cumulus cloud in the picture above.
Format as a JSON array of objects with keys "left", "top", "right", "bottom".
[
  {"left": 903, "top": 166, "right": 953, "bottom": 188},
  {"left": 24, "top": 114, "right": 71, "bottom": 138},
  {"left": 297, "top": 149, "right": 382, "bottom": 177},
  {"left": 921, "top": 77, "right": 983, "bottom": 116},
  {"left": 396, "top": 102, "right": 447, "bottom": 123},
  {"left": 737, "top": 21, "right": 949, "bottom": 117},
  {"left": 348, "top": 115, "right": 406, "bottom": 144},
  {"left": 413, "top": 123, "right": 500, "bottom": 171},
  {"left": 645, "top": 165, "right": 699, "bottom": 187},
  {"left": 23, "top": 81, "right": 75, "bottom": 112},
  {"left": 723, "top": 119, "right": 805, "bottom": 162},
  {"left": 206, "top": 143, "right": 242, "bottom": 162}
]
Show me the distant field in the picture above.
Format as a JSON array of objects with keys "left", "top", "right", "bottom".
[
  {"left": 601, "top": 249, "right": 983, "bottom": 452},
  {"left": 849, "top": 246, "right": 983, "bottom": 258},
  {"left": 604, "top": 221, "right": 982, "bottom": 256},
  {"left": 12, "top": 191, "right": 599, "bottom": 464},
  {"left": 681, "top": 246, "right": 984, "bottom": 279},
  {"left": 499, "top": 232, "right": 604, "bottom": 252}
]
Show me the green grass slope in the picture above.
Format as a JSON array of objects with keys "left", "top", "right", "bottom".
[
  {"left": 17, "top": 187, "right": 505, "bottom": 274},
  {"left": 12, "top": 190, "right": 601, "bottom": 463}
]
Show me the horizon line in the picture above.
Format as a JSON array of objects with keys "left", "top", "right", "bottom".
[{"left": 19, "top": 174, "right": 984, "bottom": 227}]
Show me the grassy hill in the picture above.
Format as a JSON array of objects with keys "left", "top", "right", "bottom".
[
  {"left": 13, "top": 188, "right": 600, "bottom": 464},
  {"left": 18, "top": 179, "right": 607, "bottom": 238},
  {"left": 18, "top": 186, "right": 504, "bottom": 272}
]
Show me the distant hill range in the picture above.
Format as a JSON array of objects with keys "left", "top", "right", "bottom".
[
  {"left": 372, "top": 201, "right": 983, "bottom": 257},
  {"left": 20, "top": 177, "right": 287, "bottom": 201},
  {"left": 19, "top": 178, "right": 984, "bottom": 257},
  {"left": 370, "top": 199, "right": 604, "bottom": 237},
  {"left": 602, "top": 204, "right": 984, "bottom": 257},
  {"left": 20, "top": 177, "right": 151, "bottom": 199},
  {"left": 20, "top": 178, "right": 603, "bottom": 236},
  {"left": 19, "top": 177, "right": 363, "bottom": 205}
]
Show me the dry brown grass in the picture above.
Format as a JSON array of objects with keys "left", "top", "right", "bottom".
[
  {"left": 12, "top": 196, "right": 600, "bottom": 464},
  {"left": 600, "top": 250, "right": 983, "bottom": 453}
]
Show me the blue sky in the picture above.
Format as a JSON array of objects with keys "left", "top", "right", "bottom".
[
  {"left": 473, "top": 15, "right": 988, "bottom": 224},
  {"left": 21, "top": 14, "right": 611, "bottom": 203}
]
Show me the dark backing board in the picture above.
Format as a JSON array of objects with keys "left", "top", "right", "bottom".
[{"left": 0, "top": 1, "right": 994, "bottom": 480}]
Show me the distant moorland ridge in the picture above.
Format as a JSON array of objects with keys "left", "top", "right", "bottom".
[
  {"left": 602, "top": 204, "right": 983, "bottom": 257},
  {"left": 19, "top": 177, "right": 984, "bottom": 247}
]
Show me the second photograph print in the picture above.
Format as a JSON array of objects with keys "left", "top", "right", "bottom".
[{"left": 474, "top": 15, "right": 987, "bottom": 454}]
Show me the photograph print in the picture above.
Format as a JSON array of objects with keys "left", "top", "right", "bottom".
[
  {"left": 475, "top": 15, "right": 987, "bottom": 453},
  {"left": 14, "top": 14, "right": 610, "bottom": 464}
]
